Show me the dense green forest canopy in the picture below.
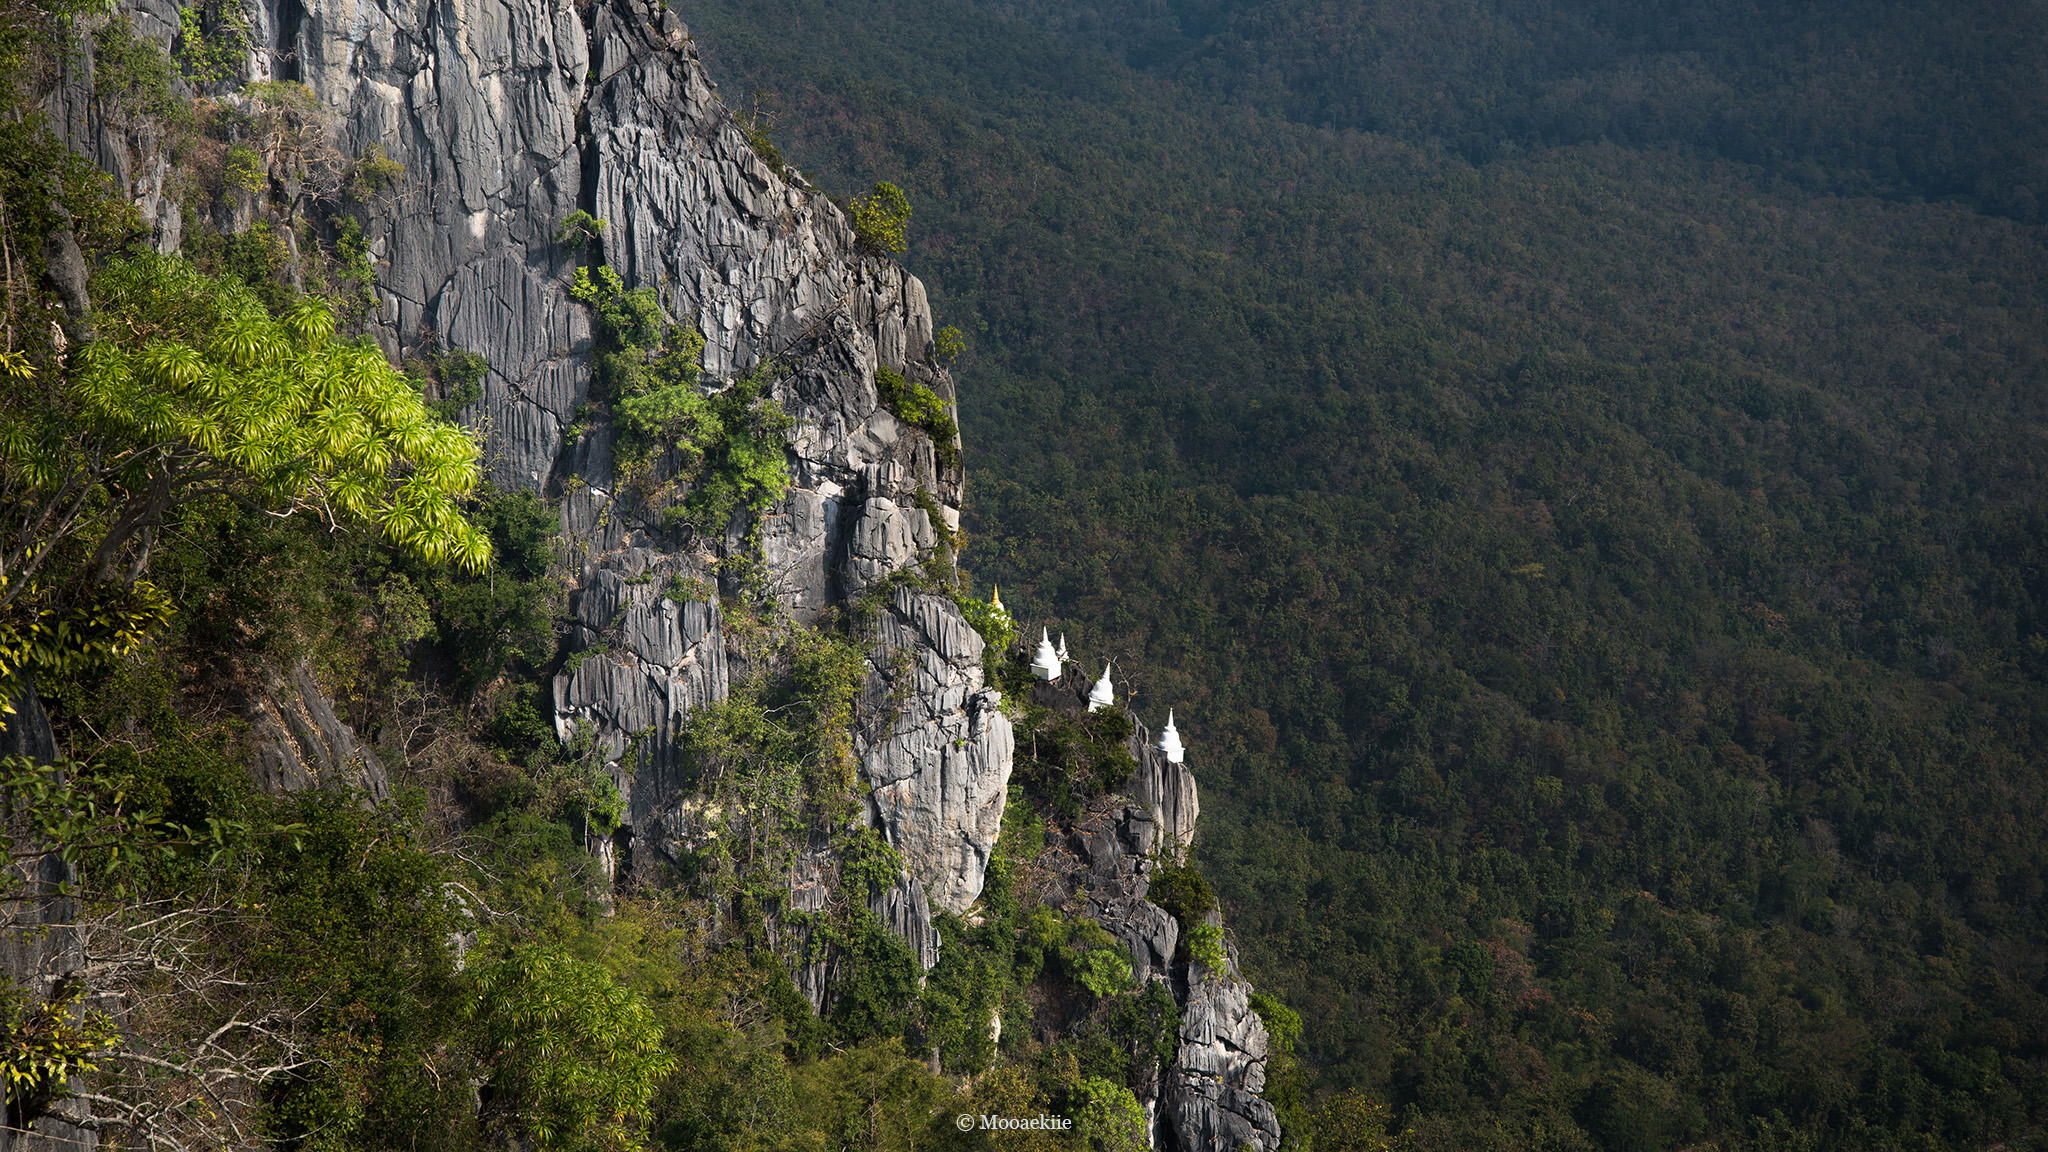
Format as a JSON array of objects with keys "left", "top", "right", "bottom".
[
  {"left": 982, "top": 0, "right": 2048, "bottom": 223},
  {"left": 684, "top": 0, "right": 2048, "bottom": 1148}
]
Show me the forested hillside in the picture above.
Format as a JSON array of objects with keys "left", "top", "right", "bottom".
[
  {"left": 0, "top": 0, "right": 1293, "bottom": 1145},
  {"left": 682, "top": 0, "right": 2048, "bottom": 1147}
]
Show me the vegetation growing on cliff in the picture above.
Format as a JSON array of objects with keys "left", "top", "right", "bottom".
[
  {"left": 0, "top": 6, "right": 1231, "bottom": 1151},
  {"left": 850, "top": 181, "right": 912, "bottom": 255},
  {"left": 876, "top": 364, "right": 960, "bottom": 471},
  {"left": 569, "top": 262, "right": 793, "bottom": 534},
  {"left": 13, "top": 0, "right": 2047, "bottom": 1145}
]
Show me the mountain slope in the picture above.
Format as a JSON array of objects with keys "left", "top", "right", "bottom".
[{"left": 678, "top": 0, "right": 2048, "bottom": 1146}]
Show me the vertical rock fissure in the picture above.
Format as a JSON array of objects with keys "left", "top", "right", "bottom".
[{"left": 273, "top": 0, "right": 305, "bottom": 81}]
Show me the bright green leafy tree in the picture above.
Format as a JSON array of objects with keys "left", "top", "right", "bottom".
[
  {"left": 463, "top": 942, "right": 676, "bottom": 1150},
  {"left": 0, "top": 254, "right": 489, "bottom": 705},
  {"left": 850, "top": 181, "right": 911, "bottom": 255},
  {"left": 1072, "top": 1076, "right": 1148, "bottom": 1152}
]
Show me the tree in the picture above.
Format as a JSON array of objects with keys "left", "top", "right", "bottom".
[
  {"left": 1309, "top": 1094, "right": 1394, "bottom": 1152},
  {"left": 463, "top": 942, "right": 675, "bottom": 1151},
  {"left": 850, "top": 182, "right": 911, "bottom": 255},
  {"left": 1072, "top": 1076, "right": 1148, "bottom": 1152},
  {"left": 0, "top": 255, "right": 490, "bottom": 706}
]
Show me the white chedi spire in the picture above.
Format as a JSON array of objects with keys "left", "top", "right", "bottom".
[
  {"left": 1056, "top": 633, "right": 1069, "bottom": 662},
  {"left": 1031, "top": 628, "right": 1062, "bottom": 681},
  {"left": 1158, "top": 709, "right": 1185, "bottom": 764},
  {"left": 1087, "top": 662, "right": 1115, "bottom": 712}
]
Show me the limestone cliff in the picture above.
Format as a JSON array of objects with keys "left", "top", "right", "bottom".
[
  {"left": 38, "top": 0, "right": 1283, "bottom": 1144},
  {"left": 1026, "top": 673, "right": 1280, "bottom": 1152},
  {"left": 224, "top": 0, "right": 997, "bottom": 923}
]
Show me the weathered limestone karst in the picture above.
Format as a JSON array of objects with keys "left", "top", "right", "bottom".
[
  {"left": 242, "top": 659, "right": 393, "bottom": 801},
  {"left": 1129, "top": 738, "right": 1200, "bottom": 864},
  {"left": 551, "top": 556, "right": 727, "bottom": 820},
  {"left": 860, "top": 586, "right": 1014, "bottom": 916},
  {"left": 1169, "top": 954, "right": 1283, "bottom": 1152},
  {"left": 284, "top": 0, "right": 594, "bottom": 492},
  {"left": 1016, "top": 770, "right": 1277, "bottom": 1152},
  {"left": 1019, "top": 666, "right": 1278, "bottom": 1152},
  {"left": 253, "top": 0, "right": 990, "bottom": 950},
  {"left": 45, "top": 0, "right": 1280, "bottom": 1142}
]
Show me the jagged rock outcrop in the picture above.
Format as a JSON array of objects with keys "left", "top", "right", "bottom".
[
  {"left": 1129, "top": 734, "right": 1200, "bottom": 864},
  {"left": 47, "top": 0, "right": 1281, "bottom": 1142},
  {"left": 42, "top": 0, "right": 187, "bottom": 260},
  {"left": 551, "top": 558, "right": 726, "bottom": 820},
  {"left": 284, "top": 0, "right": 592, "bottom": 490},
  {"left": 1019, "top": 665, "right": 1279, "bottom": 1152},
  {"left": 135, "top": 0, "right": 982, "bottom": 914},
  {"left": 1020, "top": 786, "right": 1280, "bottom": 1152},
  {"left": 241, "top": 660, "right": 392, "bottom": 800},
  {"left": 860, "top": 586, "right": 1014, "bottom": 920},
  {"left": 1169, "top": 953, "right": 1281, "bottom": 1152},
  {"left": 1072, "top": 802, "right": 1180, "bottom": 987},
  {"left": 547, "top": 51, "right": 981, "bottom": 925}
]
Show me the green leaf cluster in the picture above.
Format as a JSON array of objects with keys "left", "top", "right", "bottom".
[
  {"left": 464, "top": 943, "right": 677, "bottom": 1151},
  {"left": 91, "top": 15, "right": 179, "bottom": 120},
  {"left": 568, "top": 263, "right": 792, "bottom": 533},
  {"left": 0, "top": 977, "right": 118, "bottom": 1119},
  {"left": 1000, "top": 687, "right": 1140, "bottom": 818},
  {"left": 344, "top": 143, "right": 406, "bottom": 202},
  {"left": 555, "top": 210, "right": 608, "bottom": 253},
  {"left": 1181, "top": 923, "right": 1223, "bottom": 975},
  {"left": 406, "top": 343, "right": 489, "bottom": 423},
  {"left": 69, "top": 254, "right": 490, "bottom": 568},
  {"left": 874, "top": 365, "right": 958, "bottom": 471},
  {"left": 849, "top": 181, "right": 911, "bottom": 254},
  {"left": 173, "top": 2, "right": 248, "bottom": 89},
  {"left": 1071, "top": 1075, "right": 1147, "bottom": 1152},
  {"left": 958, "top": 592, "right": 1017, "bottom": 665}
]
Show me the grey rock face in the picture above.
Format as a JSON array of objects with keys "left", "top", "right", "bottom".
[
  {"left": 1127, "top": 742, "right": 1200, "bottom": 864},
  {"left": 1166, "top": 961, "right": 1281, "bottom": 1152},
  {"left": 0, "top": 683, "right": 59, "bottom": 766},
  {"left": 280, "top": 0, "right": 591, "bottom": 491},
  {"left": 243, "top": 660, "right": 391, "bottom": 801},
  {"left": 784, "top": 847, "right": 836, "bottom": 1011},
  {"left": 1012, "top": 677, "right": 1279, "bottom": 1151},
  {"left": 48, "top": 1, "right": 188, "bottom": 263},
  {"left": 873, "top": 872, "right": 940, "bottom": 973},
  {"left": 1013, "top": 772, "right": 1278, "bottom": 1151},
  {"left": 843, "top": 496, "right": 938, "bottom": 598},
  {"left": 515, "top": 0, "right": 970, "bottom": 852},
  {"left": 0, "top": 854, "right": 96, "bottom": 1152},
  {"left": 552, "top": 564, "right": 726, "bottom": 821},
  {"left": 860, "top": 586, "right": 1013, "bottom": 921},
  {"left": 1071, "top": 802, "right": 1180, "bottom": 987}
]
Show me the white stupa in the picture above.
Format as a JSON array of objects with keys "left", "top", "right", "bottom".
[
  {"left": 1087, "top": 663, "right": 1115, "bottom": 712},
  {"left": 1158, "top": 709, "right": 1185, "bottom": 764},
  {"left": 1030, "top": 628, "right": 1062, "bottom": 680},
  {"left": 1056, "top": 633, "right": 1070, "bottom": 662}
]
